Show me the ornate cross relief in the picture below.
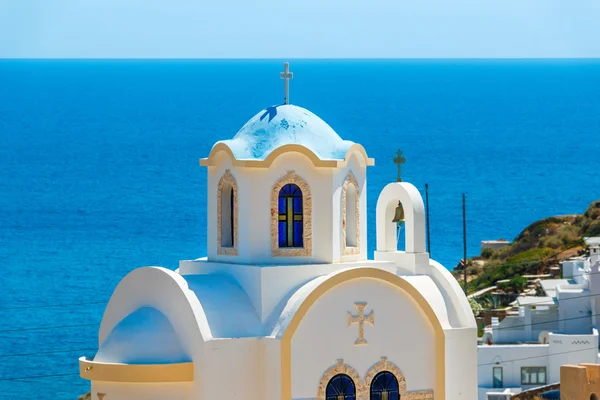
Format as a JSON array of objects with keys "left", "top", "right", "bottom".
[{"left": 347, "top": 302, "right": 374, "bottom": 345}]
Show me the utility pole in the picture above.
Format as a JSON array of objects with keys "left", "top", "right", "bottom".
[
  {"left": 425, "top": 183, "right": 431, "bottom": 256},
  {"left": 462, "top": 193, "right": 468, "bottom": 294}
]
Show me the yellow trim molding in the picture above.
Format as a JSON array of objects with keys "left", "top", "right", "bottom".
[
  {"left": 200, "top": 143, "right": 375, "bottom": 169},
  {"left": 341, "top": 171, "right": 361, "bottom": 256},
  {"left": 280, "top": 268, "right": 445, "bottom": 400},
  {"left": 271, "top": 171, "right": 312, "bottom": 257},
  {"left": 79, "top": 357, "right": 194, "bottom": 383},
  {"left": 216, "top": 170, "right": 238, "bottom": 256}
]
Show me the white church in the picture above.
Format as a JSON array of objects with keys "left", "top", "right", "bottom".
[{"left": 79, "top": 63, "right": 477, "bottom": 400}]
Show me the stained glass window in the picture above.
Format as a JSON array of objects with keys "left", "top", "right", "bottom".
[
  {"left": 326, "top": 374, "right": 356, "bottom": 400},
  {"left": 370, "top": 371, "right": 400, "bottom": 400},
  {"left": 278, "top": 183, "right": 303, "bottom": 248}
]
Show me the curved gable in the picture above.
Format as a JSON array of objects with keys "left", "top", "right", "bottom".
[{"left": 95, "top": 307, "right": 190, "bottom": 364}]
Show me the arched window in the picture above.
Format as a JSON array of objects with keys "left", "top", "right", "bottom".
[
  {"left": 217, "top": 171, "right": 238, "bottom": 256},
  {"left": 278, "top": 183, "right": 303, "bottom": 248},
  {"left": 342, "top": 172, "right": 360, "bottom": 256},
  {"left": 326, "top": 374, "right": 356, "bottom": 400},
  {"left": 221, "top": 182, "right": 234, "bottom": 247},
  {"left": 345, "top": 182, "right": 358, "bottom": 247},
  {"left": 591, "top": 394, "right": 599, "bottom": 400},
  {"left": 370, "top": 371, "right": 400, "bottom": 400}
]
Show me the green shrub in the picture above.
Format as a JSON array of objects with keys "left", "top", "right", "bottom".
[
  {"left": 540, "top": 236, "right": 563, "bottom": 249},
  {"left": 481, "top": 247, "right": 495, "bottom": 259},
  {"left": 509, "top": 276, "right": 528, "bottom": 292},
  {"left": 469, "top": 297, "right": 483, "bottom": 316},
  {"left": 508, "top": 248, "right": 553, "bottom": 264}
]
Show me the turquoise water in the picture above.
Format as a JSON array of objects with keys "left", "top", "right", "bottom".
[{"left": 0, "top": 59, "right": 599, "bottom": 398}]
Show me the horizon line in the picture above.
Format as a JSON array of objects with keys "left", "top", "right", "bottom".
[{"left": 2, "top": 57, "right": 600, "bottom": 61}]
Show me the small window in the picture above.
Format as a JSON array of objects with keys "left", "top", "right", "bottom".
[
  {"left": 493, "top": 366, "right": 503, "bottom": 388},
  {"left": 326, "top": 374, "right": 356, "bottom": 400},
  {"left": 278, "top": 184, "right": 303, "bottom": 248},
  {"left": 521, "top": 367, "right": 547, "bottom": 385},
  {"left": 370, "top": 371, "right": 399, "bottom": 400},
  {"left": 345, "top": 182, "right": 358, "bottom": 248},
  {"left": 220, "top": 183, "right": 234, "bottom": 247}
]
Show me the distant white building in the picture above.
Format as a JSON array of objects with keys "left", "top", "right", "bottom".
[
  {"left": 477, "top": 237, "right": 600, "bottom": 400},
  {"left": 480, "top": 240, "right": 511, "bottom": 253}
]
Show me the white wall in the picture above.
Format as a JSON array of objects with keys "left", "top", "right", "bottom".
[
  {"left": 290, "top": 278, "right": 437, "bottom": 399},
  {"left": 557, "top": 289, "right": 592, "bottom": 334},
  {"left": 477, "top": 344, "right": 549, "bottom": 391},
  {"left": 202, "top": 338, "right": 263, "bottom": 400},
  {"left": 90, "top": 382, "right": 192, "bottom": 400},
  {"left": 445, "top": 327, "right": 478, "bottom": 400},
  {"left": 547, "top": 331, "right": 599, "bottom": 383}
]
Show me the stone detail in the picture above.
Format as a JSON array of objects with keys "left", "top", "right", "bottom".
[
  {"left": 406, "top": 390, "right": 435, "bottom": 400},
  {"left": 317, "top": 357, "right": 434, "bottom": 400},
  {"left": 217, "top": 170, "right": 238, "bottom": 256},
  {"left": 341, "top": 172, "right": 361, "bottom": 256},
  {"left": 347, "top": 302, "right": 374, "bottom": 346},
  {"left": 364, "top": 357, "right": 408, "bottom": 398},
  {"left": 97, "top": 394, "right": 106, "bottom": 400},
  {"left": 271, "top": 171, "right": 312, "bottom": 257},
  {"left": 317, "top": 359, "right": 364, "bottom": 400}
]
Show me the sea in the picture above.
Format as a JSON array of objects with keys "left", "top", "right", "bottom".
[{"left": 0, "top": 59, "right": 599, "bottom": 398}]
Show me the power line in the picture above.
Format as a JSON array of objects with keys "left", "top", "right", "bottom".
[
  {"left": 478, "top": 346, "right": 599, "bottom": 367},
  {"left": 0, "top": 372, "right": 79, "bottom": 382},
  {"left": 0, "top": 348, "right": 97, "bottom": 358},
  {"left": 490, "top": 310, "right": 600, "bottom": 332},
  {"left": 477, "top": 290, "right": 600, "bottom": 310},
  {"left": 0, "top": 300, "right": 107, "bottom": 311},
  {"left": 0, "top": 322, "right": 99, "bottom": 334}
]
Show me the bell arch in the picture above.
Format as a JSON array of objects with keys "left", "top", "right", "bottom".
[{"left": 376, "top": 182, "right": 426, "bottom": 253}]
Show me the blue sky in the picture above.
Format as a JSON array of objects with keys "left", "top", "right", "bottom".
[{"left": 1, "top": 0, "right": 599, "bottom": 58}]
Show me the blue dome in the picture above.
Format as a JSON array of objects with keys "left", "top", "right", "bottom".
[{"left": 217, "top": 104, "right": 355, "bottom": 161}]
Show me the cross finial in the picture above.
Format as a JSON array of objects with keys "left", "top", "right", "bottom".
[
  {"left": 280, "top": 62, "right": 293, "bottom": 105},
  {"left": 393, "top": 150, "right": 406, "bottom": 182},
  {"left": 347, "top": 302, "right": 375, "bottom": 345}
]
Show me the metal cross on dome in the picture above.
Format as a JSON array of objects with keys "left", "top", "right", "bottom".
[
  {"left": 393, "top": 149, "right": 406, "bottom": 182},
  {"left": 280, "top": 62, "right": 293, "bottom": 105}
]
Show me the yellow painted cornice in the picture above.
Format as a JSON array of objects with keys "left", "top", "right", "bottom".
[
  {"left": 200, "top": 143, "right": 375, "bottom": 169},
  {"left": 79, "top": 357, "right": 194, "bottom": 383}
]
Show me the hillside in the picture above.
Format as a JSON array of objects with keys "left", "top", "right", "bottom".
[{"left": 454, "top": 199, "right": 600, "bottom": 294}]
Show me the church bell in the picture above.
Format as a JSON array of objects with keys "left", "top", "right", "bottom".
[{"left": 392, "top": 201, "right": 405, "bottom": 225}]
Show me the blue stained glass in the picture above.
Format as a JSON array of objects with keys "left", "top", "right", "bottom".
[
  {"left": 277, "top": 183, "right": 303, "bottom": 248},
  {"left": 293, "top": 196, "right": 302, "bottom": 212},
  {"left": 278, "top": 221, "right": 287, "bottom": 247},
  {"left": 293, "top": 221, "right": 303, "bottom": 247},
  {"left": 370, "top": 372, "right": 399, "bottom": 400},
  {"left": 278, "top": 197, "right": 287, "bottom": 214},
  {"left": 326, "top": 374, "right": 356, "bottom": 400}
]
